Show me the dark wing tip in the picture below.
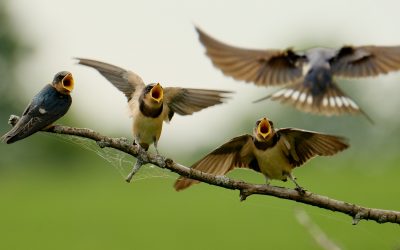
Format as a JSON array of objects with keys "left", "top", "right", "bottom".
[
  {"left": 331, "top": 135, "right": 350, "bottom": 151},
  {"left": 73, "top": 57, "right": 85, "bottom": 64},
  {"left": 74, "top": 57, "right": 99, "bottom": 67},
  {"left": 174, "top": 177, "right": 198, "bottom": 191}
]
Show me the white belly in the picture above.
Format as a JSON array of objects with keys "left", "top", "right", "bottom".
[
  {"left": 131, "top": 106, "right": 164, "bottom": 146},
  {"left": 254, "top": 146, "right": 293, "bottom": 181}
]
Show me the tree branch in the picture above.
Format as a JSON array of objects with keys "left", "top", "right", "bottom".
[{"left": 6, "top": 115, "right": 400, "bottom": 225}]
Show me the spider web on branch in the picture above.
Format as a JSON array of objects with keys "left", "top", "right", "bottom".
[{"left": 50, "top": 133, "right": 175, "bottom": 182}]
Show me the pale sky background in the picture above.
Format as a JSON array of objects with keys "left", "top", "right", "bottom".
[{"left": 6, "top": 0, "right": 400, "bottom": 156}]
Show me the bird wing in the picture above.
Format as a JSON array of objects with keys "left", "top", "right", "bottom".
[
  {"left": 196, "top": 27, "right": 304, "bottom": 86},
  {"left": 174, "top": 134, "right": 255, "bottom": 191},
  {"left": 76, "top": 58, "right": 145, "bottom": 100},
  {"left": 277, "top": 128, "right": 349, "bottom": 167},
  {"left": 330, "top": 45, "right": 400, "bottom": 78},
  {"left": 163, "top": 87, "right": 231, "bottom": 121}
]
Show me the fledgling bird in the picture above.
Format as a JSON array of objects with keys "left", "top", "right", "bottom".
[
  {"left": 76, "top": 58, "right": 231, "bottom": 153},
  {"left": 1, "top": 71, "right": 74, "bottom": 144},
  {"left": 196, "top": 27, "right": 400, "bottom": 119},
  {"left": 174, "top": 117, "right": 349, "bottom": 192}
]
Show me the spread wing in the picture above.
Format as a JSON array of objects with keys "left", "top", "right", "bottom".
[
  {"left": 330, "top": 45, "right": 400, "bottom": 78},
  {"left": 174, "top": 135, "right": 254, "bottom": 191},
  {"left": 76, "top": 58, "right": 145, "bottom": 100},
  {"left": 196, "top": 27, "right": 304, "bottom": 86},
  {"left": 163, "top": 87, "right": 231, "bottom": 121},
  {"left": 277, "top": 128, "right": 349, "bottom": 167}
]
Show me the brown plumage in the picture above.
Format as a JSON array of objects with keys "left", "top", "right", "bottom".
[
  {"left": 174, "top": 117, "right": 349, "bottom": 191},
  {"left": 196, "top": 26, "right": 400, "bottom": 119}
]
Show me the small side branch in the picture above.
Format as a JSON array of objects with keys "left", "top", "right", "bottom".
[{"left": 6, "top": 115, "right": 400, "bottom": 225}]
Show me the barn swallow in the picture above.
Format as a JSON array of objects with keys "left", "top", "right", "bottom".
[
  {"left": 174, "top": 117, "right": 349, "bottom": 192},
  {"left": 1, "top": 71, "right": 74, "bottom": 144},
  {"left": 196, "top": 27, "right": 400, "bottom": 119},
  {"left": 76, "top": 58, "right": 231, "bottom": 153}
]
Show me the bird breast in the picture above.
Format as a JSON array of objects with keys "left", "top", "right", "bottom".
[
  {"left": 253, "top": 145, "right": 292, "bottom": 181},
  {"left": 131, "top": 104, "right": 164, "bottom": 145}
]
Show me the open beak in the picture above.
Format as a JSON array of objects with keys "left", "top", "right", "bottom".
[
  {"left": 257, "top": 118, "right": 271, "bottom": 139},
  {"left": 150, "top": 83, "right": 163, "bottom": 103},
  {"left": 62, "top": 73, "right": 74, "bottom": 93}
]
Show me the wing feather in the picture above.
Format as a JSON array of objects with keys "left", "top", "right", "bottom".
[
  {"left": 277, "top": 128, "right": 349, "bottom": 167},
  {"left": 174, "top": 135, "right": 254, "bottom": 191},
  {"left": 76, "top": 58, "right": 145, "bottom": 100},
  {"left": 331, "top": 46, "right": 400, "bottom": 77},
  {"left": 163, "top": 87, "right": 231, "bottom": 121},
  {"left": 196, "top": 27, "right": 304, "bottom": 86}
]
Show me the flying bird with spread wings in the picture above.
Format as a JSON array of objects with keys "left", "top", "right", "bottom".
[
  {"left": 76, "top": 58, "right": 231, "bottom": 154},
  {"left": 196, "top": 27, "right": 400, "bottom": 120},
  {"left": 1, "top": 71, "right": 74, "bottom": 144},
  {"left": 174, "top": 117, "right": 348, "bottom": 192}
]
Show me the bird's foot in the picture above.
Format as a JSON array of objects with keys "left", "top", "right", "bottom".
[
  {"left": 295, "top": 186, "right": 306, "bottom": 195},
  {"left": 125, "top": 159, "right": 144, "bottom": 183},
  {"left": 287, "top": 173, "right": 306, "bottom": 195}
]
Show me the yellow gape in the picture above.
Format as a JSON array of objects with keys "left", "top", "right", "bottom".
[
  {"left": 62, "top": 73, "right": 74, "bottom": 93},
  {"left": 150, "top": 83, "right": 163, "bottom": 103},
  {"left": 257, "top": 118, "right": 271, "bottom": 139}
]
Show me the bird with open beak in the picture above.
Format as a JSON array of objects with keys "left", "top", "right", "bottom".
[
  {"left": 196, "top": 27, "right": 400, "bottom": 120},
  {"left": 76, "top": 58, "right": 231, "bottom": 154},
  {"left": 174, "top": 117, "right": 349, "bottom": 192},
  {"left": 1, "top": 71, "right": 74, "bottom": 144}
]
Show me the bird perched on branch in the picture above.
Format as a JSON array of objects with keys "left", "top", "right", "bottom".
[
  {"left": 174, "top": 117, "right": 349, "bottom": 192},
  {"left": 76, "top": 58, "right": 231, "bottom": 153},
  {"left": 196, "top": 27, "right": 400, "bottom": 120},
  {"left": 1, "top": 71, "right": 74, "bottom": 144}
]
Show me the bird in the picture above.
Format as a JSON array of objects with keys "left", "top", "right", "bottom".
[
  {"left": 174, "top": 117, "right": 349, "bottom": 192},
  {"left": 195, "top": 26, "right": 400, "bottom": 119},
  {"left": 1, "top": 71, "right": 74, "bottom": 144},
  {"left": 76, "top": 58, "right": 231, "bottom": 154}
]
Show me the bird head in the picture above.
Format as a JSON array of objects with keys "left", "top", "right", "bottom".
[
  {"left": 149, "top": 83, "right": 164, "bottom": 104},
  {"left": 254, "top": 117, "right": 274, "bottom": 141},
  {"left": 52, "top": 71, "right": 74, "bottom": 95}
]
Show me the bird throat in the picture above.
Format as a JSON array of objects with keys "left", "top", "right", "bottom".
[
  {"left": 253, "top": 133, "right": 280, "bottom": 150},
  {"left": 139, "top": 100, "right": 163, "bottom": 118}
]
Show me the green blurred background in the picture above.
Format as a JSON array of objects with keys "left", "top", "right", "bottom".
[{"left": 0, "top": 0, "right": 399, "bottom": 249}]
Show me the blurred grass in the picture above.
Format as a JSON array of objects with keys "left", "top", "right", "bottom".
[{"left": 0, "top": 149, "right": 399, "bottom": 250}]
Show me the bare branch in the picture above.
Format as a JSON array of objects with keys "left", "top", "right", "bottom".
[{"left": 6, "top": 115, "right": 400, "bottom": 225}]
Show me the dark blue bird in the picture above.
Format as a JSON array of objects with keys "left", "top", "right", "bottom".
[
  {"left": 196, "top": 27, "right": 400, "bottom": 120},
  {"left": 1, "top": 71, "right": 74, "bottom": 144}
]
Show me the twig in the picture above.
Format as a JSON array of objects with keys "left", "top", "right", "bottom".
[
  {"left": 294, "top": 208, "right": 342, "bottom": 250},
  {"left": 6, "top": 115, "right": 400, "bottom": 225}
]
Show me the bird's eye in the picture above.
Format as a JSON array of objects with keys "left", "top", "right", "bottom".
[
  {"left": 255, "top": 120, "right": 261, "bottom": 126},
  {"left": 268, "top": 121, "right": 274, "bottom": 127}
]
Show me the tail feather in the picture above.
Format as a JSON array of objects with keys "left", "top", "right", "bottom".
[
  {"left": 1, "top": 128, "right": 20, "bottom": 144},
  {"left": 254, "top": 81, "right": 372, "bottom": 122},
  {"left": 1, "top": 116, "right": 35, "bottom": 144}
]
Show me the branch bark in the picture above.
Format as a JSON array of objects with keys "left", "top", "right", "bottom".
[{"left": 6, "top": 115, "right": 400, "bottom": 225}]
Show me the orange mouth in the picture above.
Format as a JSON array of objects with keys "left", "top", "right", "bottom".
[
  {"left": 257, "top": 118, "right": 271, "bottom": 138},
  {"left": 62, "top": 73, "right": 74, "bottom": 92},
  {"left": 150, "top": 83, "right": 163, "bottom": 103}
]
